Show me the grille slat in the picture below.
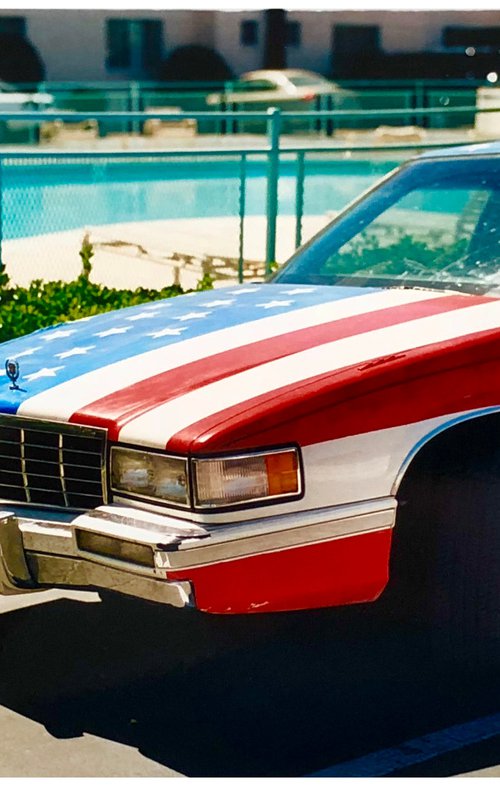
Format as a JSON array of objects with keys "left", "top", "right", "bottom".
[{"left": 0, "top": 416, "right": 107, "bottom": 510}]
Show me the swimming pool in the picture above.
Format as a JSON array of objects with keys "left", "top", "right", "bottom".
[{"left": 1, "top": 156, "right": 401, "bottom": 241}]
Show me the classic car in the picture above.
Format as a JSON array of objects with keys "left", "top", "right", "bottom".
[
  {"left": 1, "top": 141, "right": 500, "bottom": 656},
  {"left": 206, "top": 69, "right": 346, "bottom": 109},
  {"left": 0, "top": 80, "right": 54, "bottom": 113},
  {"left": 206, "top": 69, "right": 358, "bottom": 133},
  {"left": 0, "top": 80, "right": 54, "bottom": 136}
]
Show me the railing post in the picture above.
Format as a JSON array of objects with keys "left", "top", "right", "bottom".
[
  {"left": 0, "top": 156, "right": 4, "bottom": 280},
  {"left": 265, "top": 107, "right": 281, "bottom": 276},
  {"left": 295, "top": 150, "right": 305, "bottom": 250},
  {"left": 326, "top": 93, "right": 335, "bottom": 137},
  {"left": 238, "top": 153, "right": 247, "bottom": 284},
  {"left": 129, "top": 81, "right": 141, "bottom": 135}
]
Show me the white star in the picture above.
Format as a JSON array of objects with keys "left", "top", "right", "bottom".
[
  {"left": 126, "top": 312, "right": 160, "bottom": 321},
  {"left": 55, "top": 345, "right": 96, "bottom": 359},
  {"left": 147, "top": 327, "right": 188, "bottom": 339},
  {"left": 256, "top": 300, "right": 294, "bottom": 309},
  {"left": 94, "top": 327, "right": 131, "bottom": 338},
  {"left": 25, "top": 366, "right": 64, "bottom": 382},
  {"left": 173, "top": 311, "right": 211, "bottom": 322},
  {"left": 12, "top": 347, "right": 41, "bottom": 359},
  {"left": 42, "top": 329, "right": 76, "bottom": 342},
  {"left": 283, "top": 287, "right": 317, "bottom": 294},
  {"left": 204, "top": 299, "right": 235, "bottom": 307}
]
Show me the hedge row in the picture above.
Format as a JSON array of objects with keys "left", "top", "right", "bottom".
[{"left": 0, "top": 241, "right": 213, "bottom": 344}]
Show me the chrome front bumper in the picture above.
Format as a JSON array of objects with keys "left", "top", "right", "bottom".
[
  {"left": 0, "top": 497, "right": 397, "bottom": 609},
  {"left": 0, "top": 504, "right": 210, "bottom": 607}
]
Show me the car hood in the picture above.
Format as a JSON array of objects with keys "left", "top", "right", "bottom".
[{"left": 0, "top": 283, "right": 496, "bottom": 451}]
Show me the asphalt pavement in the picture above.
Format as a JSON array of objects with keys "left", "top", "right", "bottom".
[{"left": 0, "top": 589, "right": 498, "bottom": 777}]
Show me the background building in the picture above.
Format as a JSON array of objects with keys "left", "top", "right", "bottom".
[{"left": 0, "top": 8, "right": 499, "bottom": 82}]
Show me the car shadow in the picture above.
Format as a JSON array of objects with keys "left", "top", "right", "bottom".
[{"left": 0, "top": 593, "right": 498, "bottom": 777}]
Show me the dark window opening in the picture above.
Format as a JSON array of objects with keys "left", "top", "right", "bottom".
[
  {"left": 286, "top": 21, "right": 301, "bottom": 47},
  {"left": 141, "top": 20, "right": 163, "bottom": 69},
  {"left": 443, "top": 26, "right": 500, "bottom": 50},
  {"left": 0, "top": 16, "right": 26, "bottom": 37},
  {"left": 241, "top": 20, "right": 258, "bottom": 46},
  {"left": 106, "top": 18, "right": 164, "bottom": 72},
  {"left": 333, "top": 24, "right": 380, "bottom": 56}
]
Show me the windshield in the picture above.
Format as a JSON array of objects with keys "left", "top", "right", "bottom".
[{"left": 273, "top": 155, "right": 500, "bottom": 296}]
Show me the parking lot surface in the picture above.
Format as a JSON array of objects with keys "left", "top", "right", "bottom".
[{"left": 0, "top": 590, "right": 498, "bottom": 777}]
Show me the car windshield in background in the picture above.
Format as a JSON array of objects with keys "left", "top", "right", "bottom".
[{"left": 273, "top": 155, "right": 500, "bottom": 296}]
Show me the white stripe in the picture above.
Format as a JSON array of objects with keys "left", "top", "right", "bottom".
[
  {"left": 119, "top": 300, "right": 500, "bottom": 448},
  {"left": 169, "top": 409, "right": 487, "bottom": 525},
  {"left": 17, "top": 289, "right": 439, "bottom": 421}
]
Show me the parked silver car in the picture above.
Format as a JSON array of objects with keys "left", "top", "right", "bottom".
[
  {"left": 0, "top": 80, "right": 53, "bottom": 112},
  {"left": 207, "top": 68, "right": 351, "bottom": 110},
  {"left": 207, "top": 69, "right": 356, "bottom": 133},
  {"left": 0, "top": 81, "right": 54, "bottom": 137}
]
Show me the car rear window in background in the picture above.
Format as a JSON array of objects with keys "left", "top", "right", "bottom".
[{"left": 287, "top": 75, "right": 331, "bottom": 87}]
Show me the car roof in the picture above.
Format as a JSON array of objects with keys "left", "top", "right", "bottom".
[
  {"left": 240, "top": 69, "right": 326, "bottom": 80},
  {"left": 418, "top": 140, "right": 500, "bottom": 159}
]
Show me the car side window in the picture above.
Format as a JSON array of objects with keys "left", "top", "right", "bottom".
[{"left": 237, "top": 79, "right": 276, "bottom": 92}]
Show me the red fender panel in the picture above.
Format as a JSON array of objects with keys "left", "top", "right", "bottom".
[{"left": 166, "top": 528, "right": 393, "bottom": 615}]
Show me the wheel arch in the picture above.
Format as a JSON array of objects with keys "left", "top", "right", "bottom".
[{"left": 391, "top": 406, "right": 500, "bottom": 498}]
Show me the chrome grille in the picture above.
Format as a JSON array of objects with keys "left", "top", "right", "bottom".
[{"left": 0, "top": 415, "right": 107, "bottom": 509}]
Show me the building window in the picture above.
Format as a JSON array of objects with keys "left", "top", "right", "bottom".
[
  {"left": 0, "top": 16, "right": 26, "bottom": 36},
  {"left": 106, "top": 18, "right": 164, "bottom": 72},
  {"left": 241, "top": 20, "right": 258, "bottom": 47},
  {"left": 333, "top": 24, "right": 380, "bottom": 55},
  {"left": 286, "top": 21, "right": 301, "bottom": 47},
  {"left": 443, "top": 26, "right": 500, "bottom": 50}
]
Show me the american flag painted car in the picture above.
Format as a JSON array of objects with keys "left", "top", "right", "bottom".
[{"left": 1, "top": 142, "right": 500, "bottom": 649}]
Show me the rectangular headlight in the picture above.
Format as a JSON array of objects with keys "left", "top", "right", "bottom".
[
  {"left": 111, "top": 447, "right": 189, "bottom": 507},
  {"left": 192, "top": 447, "right": 300, "bottom": 509}
]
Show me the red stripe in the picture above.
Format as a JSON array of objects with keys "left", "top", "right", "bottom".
[
  {"left": 166, "top": 327, "right": 500, "bottom": 453},
  {"left": 166, "top": 528, "right": 392, "bottom": 614},
  {"left": 70, "top": 294, "right": 480, "bottom": 440}
]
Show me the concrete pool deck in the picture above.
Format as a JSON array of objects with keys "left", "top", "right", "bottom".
[{"left": 2, "top": 214, "right": 331, "bottom": 291}]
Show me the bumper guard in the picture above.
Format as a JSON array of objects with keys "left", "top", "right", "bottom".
[{"left": 0, "top": 506, "right": 209, "bottom": 607}]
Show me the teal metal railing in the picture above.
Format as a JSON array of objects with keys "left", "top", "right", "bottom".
[{"left": 4, "top": 77, "right": 495, "bottom": 133}]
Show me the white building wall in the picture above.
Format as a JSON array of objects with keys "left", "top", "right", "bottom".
[
  {"left": 213, "top": 10, "right": 264, "bottom": 77},
  {"left": 286, "top": 10, "right": 500, "bottom": 74},
  {"left": 0, "top": 8, "right": 498, "bottom": 81},
  {"left": 376, "top": 9, "right": 500, "bottom": 52},
  {"left": 3, "top": 9, "right": 195, "bottom": 81}
]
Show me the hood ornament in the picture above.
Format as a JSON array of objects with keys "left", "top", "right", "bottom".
[{"left": 5, "top": 359, "right": 25, "bottom": 392}]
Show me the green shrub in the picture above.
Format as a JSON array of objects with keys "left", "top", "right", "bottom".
[{"left": 0, "top": 248, "right": 213, "bottom": 344}]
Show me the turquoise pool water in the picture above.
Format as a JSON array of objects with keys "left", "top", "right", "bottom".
[{"left": 2, "top": 157, "right": 400, "bottom": 240}]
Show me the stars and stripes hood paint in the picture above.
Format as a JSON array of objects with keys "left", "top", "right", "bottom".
[{"left": 1, "top": 283, "right": 500, "bottom": 454}]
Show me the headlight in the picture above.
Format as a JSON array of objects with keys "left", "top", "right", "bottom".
[
  {"left": 192, "top": 447, "right": 301, "bottom": 509},
  {"left": 110, "top": 446, "right": 301, "bottom": 511},
  {"left": 111, "top": 447, "right": 189, "bottom": 506}
]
